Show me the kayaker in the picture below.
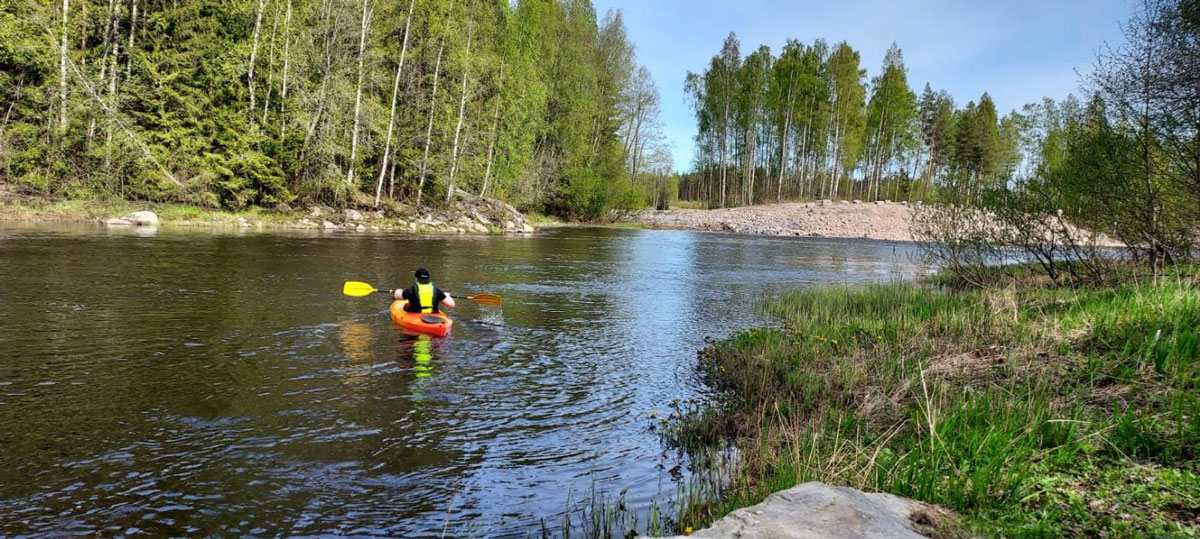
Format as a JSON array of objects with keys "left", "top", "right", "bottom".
[{"left": 395, "top": 268, "right": 455, "bottom": 314}]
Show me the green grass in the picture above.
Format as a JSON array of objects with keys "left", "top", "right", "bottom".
[{"left": 666, "top": 275, "right": 1200, "bottom": 537}]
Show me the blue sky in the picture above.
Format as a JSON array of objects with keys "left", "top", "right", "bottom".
[{"left": 591, "top": 0, "right": 1134, "bottom": 172}]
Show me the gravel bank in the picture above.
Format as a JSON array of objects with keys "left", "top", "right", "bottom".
[{"left": 631, "top": 200, "right": 918, "bottom": 242}]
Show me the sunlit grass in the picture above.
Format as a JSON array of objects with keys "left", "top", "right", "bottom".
[{"left": 664, "top": 273, "right": 1200, "bottom": 537}]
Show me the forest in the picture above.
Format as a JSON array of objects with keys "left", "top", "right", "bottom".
[
  {"left": 682, "top": 35, "right": 1031, "bottom": 207},
  {"left": 681, "top": 0, "right": 1200, "bottom": 255},
  {"left": 0, "top": 0, "right": 671, "bottom": 220}
]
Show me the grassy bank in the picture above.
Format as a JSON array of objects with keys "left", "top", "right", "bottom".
[{"left": 670, "top": 273, "right": 1199, "bottom": 536}]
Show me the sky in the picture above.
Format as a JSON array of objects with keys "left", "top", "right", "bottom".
[{"left": 591, "top": 0, "right": 1134, "bottom": 172}]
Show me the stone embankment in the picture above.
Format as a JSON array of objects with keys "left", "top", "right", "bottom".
[
  {"left": 630, "top": 200, "right": 916, "bottom": 242},
  {"left": 104, "top": 191, "right": 536, "bottom": 234},
  {"left": 655, "top": 482, "right": 953, "bottom": 539}
]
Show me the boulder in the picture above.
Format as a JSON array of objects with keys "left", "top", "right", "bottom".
[
  {"left": 471, "top": 222, "right": 490, "bottom": 234},
  {"left": 355, "top": 224, "right": 367, "bottom": 232},
  {"left": 309, "top": 207, "right": 323, "bottom": 217},
  {"left": 120, "top": 211, "right": 159, "bottom": 226},
  {"left": 522, "top": 223, "right": 535, "bottom": 233},
  {"left": 322, "top": 220, "right": 337, "bottom": 230},
  {"left": 654, "top": 482, "right": 948, "bottom": 539},
  {"left": 344, "top": 208, "right": 365, "bottom": 221},
  {"left": 105, "top": 218, "right": 134, "bottom": 227}
]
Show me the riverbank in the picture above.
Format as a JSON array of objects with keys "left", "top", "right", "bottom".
[
  {"left": 668, "top": 270, "right": 1199, "bottom": 536},
  {"left": 0, "top": 186, "right": 543, "bottom": 234},
  {"left": 629, "top": 201, "right": 917, "bottom": 241}
]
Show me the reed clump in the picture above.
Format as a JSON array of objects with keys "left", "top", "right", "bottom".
[{"left": 669, "top": 270, "right": 1200, "bottom": 536}]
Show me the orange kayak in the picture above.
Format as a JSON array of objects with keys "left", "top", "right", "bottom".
[{"left": 389, "top": 300, "right": 453, "bottom": 337}]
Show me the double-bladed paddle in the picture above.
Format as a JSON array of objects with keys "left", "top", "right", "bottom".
[{"left": 342, "top": 281, "right": 502, "bottom": 306}]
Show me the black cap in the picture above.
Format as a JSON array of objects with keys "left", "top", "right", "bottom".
[{"left": 415, "top": 268, "right": 430, "bottom": 281}]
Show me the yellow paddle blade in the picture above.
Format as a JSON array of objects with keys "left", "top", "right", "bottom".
[
  {"left": 467, "top": 293, "right": 502, "bottom": 306},
  {"left": 342, "top": 281, "right": 380, "bottom": 297}
]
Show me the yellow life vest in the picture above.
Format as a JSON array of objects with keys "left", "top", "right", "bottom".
[{"left": 417, "top": 282, "right": 435, "bottom": 313}]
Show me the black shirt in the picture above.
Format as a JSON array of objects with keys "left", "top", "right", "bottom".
[{"left": 401, "top": 282, "right": 446, "bottom": 313}]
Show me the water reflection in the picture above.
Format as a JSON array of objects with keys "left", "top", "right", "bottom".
[
  {"left": 404, "top": 334, "right": 436, "bottom": 380},
  {"left": 0, "top": 224, "right": 923, "bottom": 536}
]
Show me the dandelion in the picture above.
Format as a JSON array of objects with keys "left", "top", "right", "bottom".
[
  {"left": 831, "top": 339, "right": 839, "bottom": 345},
  {"left": 649, "top": 409, "right": 658, "bottom": 418},
  {"left": 685, "top": 526, "right": 693, "bottom": 534}
]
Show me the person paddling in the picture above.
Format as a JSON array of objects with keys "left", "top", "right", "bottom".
[{"left": 395, "top": 268, "right": 456, "bottom": 313}]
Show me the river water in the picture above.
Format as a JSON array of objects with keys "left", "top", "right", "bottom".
[{"left": 0, "top": 224, "right": 922, "bottom": 536}]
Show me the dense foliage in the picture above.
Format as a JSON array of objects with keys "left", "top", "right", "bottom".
[
  {"left": 0, "top": 0, "right": 669, "bottom": 219},
  {"left": 915, "top": 0, "right": 1200, "bottom": 278}
]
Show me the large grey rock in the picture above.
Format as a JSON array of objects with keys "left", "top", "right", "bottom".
[
  {"left": 344, "top": 208, "right": 364, "bottom": 221},
  {"left": 120, "top": 211, "right": 159, "bottom": 226},
  {"left": 657, "top": 482, "right": 944, "bottom": 539},
  {"left": 105, "top": 218, "right": 134, "bottom": 227}
]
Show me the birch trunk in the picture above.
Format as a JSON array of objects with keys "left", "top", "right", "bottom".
[
  {"left": 248, "top": 0, "right": 266, "bottom": 120},
  {"left": 261, "top": 2, "right": 279, "bottom": 124},
  {"left": 445, "top": 22, "right": 473, "bottom": 203},
  {"left": 346, "top": 0, "right": 372, "bottom": 186},
  {"left": 125, "top": 0, "right": 137, "bottom": 78},
  {"left": 59, "top": 0, "right": 70, "bottom": 134},
  {"left": 104, "top": 41, "right": 118, "bottom": 171},
  {"left": 278, "top": 0, "right": 292, "bottom": 137},
  {"left": 479, "top": 63, "right": 503, "bottom": 198},
  {"left": 416, "top": 38, "right": 447, "bottom": 207},
  {"left": 374, "top": 0, "right": 415, "bottom": 206},
  {"left": 80, "top": 0, "right": 88, "bottom": 66}
]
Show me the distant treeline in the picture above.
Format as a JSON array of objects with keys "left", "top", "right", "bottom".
[
  {"left": 0, "top": 0, "right": 671, "bottom": 219},
  {"left": 680, "top": 35, "right": 1022, "bottom": 207}
]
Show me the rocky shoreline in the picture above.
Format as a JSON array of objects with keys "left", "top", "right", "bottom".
[
  {"left": 0, "top": 187, "right": 540, "bottom": 235},
  {"left": 628, "top": 200, "right": 918, "bottom": 242}
]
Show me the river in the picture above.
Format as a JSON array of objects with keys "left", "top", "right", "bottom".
[{"left": 0, "top": 224, "right": 922, "bottom": 536}]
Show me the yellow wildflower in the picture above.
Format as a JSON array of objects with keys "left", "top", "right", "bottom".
[{"left": 685, "top": 526, "right": 693, "bottom": 534}]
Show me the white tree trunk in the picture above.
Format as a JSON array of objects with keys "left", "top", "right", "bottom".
[
  {"left": 125, "top": 0, "right": 138, "bottom": 78},
  {"left": 346, "top": 0, "right": 372, "bottom": 186},
  {"left": 278, "top": 0, "right": 292, "bottom": 137},
  {"left": 261, "top": 2, "right": 280, "bottom": 124},
  {"left": 374, "top": 0, "right": 415, "bottom": 206},
  {"left": 445, "top": 23, "right": 473, "bottom": 203},
  {"left": 104, "top": 41, "right": 118, "bottom": 171},
  {"left": 248, "top": 0, "right": 266, "bottom": 121},
  {"left": 59, "top": 0, "right": 70, "bottom": 134},
  {"left": 416, "top": 38, "right": 447, "bottom": 207},
  {"left": 479, "top": 63, "right": 504, "bottom": 198}
]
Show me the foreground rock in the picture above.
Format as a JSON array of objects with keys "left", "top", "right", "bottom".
[
  {"left": 121, "top": 210, "right": 160, "bottom": 226},
  {"left": 630, "top": 202, "right": 916, "bottom": 242},
  {"left": 657, "top": 482, "right": 951, "bottom": 539},
  {"left": 106, "top": 210, "right": 159, "bottom": 227}
]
